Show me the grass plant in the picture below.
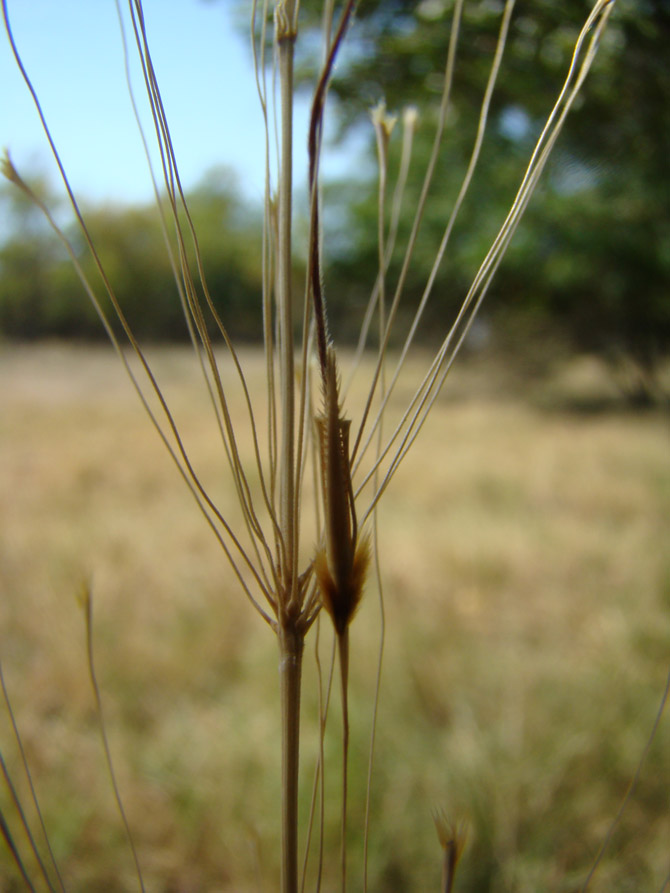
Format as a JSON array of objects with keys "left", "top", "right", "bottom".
[{"left": 2, "top": 1, "right": 668, "bottom": 890}]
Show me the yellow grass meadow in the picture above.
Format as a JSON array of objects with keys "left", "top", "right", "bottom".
[{"left": 0, "top": 343, "right": 668, "bottom": 891}]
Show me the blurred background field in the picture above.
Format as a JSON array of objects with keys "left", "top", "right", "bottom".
[{"left": 0, "top": 343, "right": 668, "bottom": 891}]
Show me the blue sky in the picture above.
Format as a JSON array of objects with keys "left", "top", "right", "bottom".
[{"left": 1, "top": 0, "right": 340, "bottom": 207}]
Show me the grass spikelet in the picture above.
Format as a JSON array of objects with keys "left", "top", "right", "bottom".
[
  {"left": 0, "top": 150, "right": 26, "bottom": 191},
  {"left": 433, "top": 810, "right": 468, "bottom": 893},
  {"left": 315, "top": 350, "right": 370, "bottom": 637}
]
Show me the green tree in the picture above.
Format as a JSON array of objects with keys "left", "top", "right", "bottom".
[
  {"left": 0, "top": 174, "right": 100, "bottom": 338},
  {"left": 295, "top": 0, "right": 670, "bottom": 398}
]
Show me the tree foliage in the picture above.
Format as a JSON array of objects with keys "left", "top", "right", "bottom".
[{"left": 306, "top": 0, "right": 669, "bottom": 393}]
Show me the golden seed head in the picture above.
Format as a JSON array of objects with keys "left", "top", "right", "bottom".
[
  {"left": 315, "top": 533, "right": 370, "bottom": 636},
  {"left": 433, "top": 809, "right": 468, "bottom": 862},
  {"left": 371, "top": 100, "right": 398, "bottom": 140},
  {"left": 1, "top": 151, "right": 24, "bottom": 188}
]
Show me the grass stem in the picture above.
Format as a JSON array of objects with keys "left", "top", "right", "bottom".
[
  {"left": 81, "top": 583, "right": 145, "bottom": 893},
  {"left": 279, "top": 616, "right": 305, "bottom": 893},
  {"left": 276, "top": 0, "right": 298, "bottom": 593},
  {"left": 337, "top": 628, "right": 350, "bottom": 893}
]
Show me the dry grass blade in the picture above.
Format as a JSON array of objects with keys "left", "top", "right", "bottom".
[
  {"left": 0, "top": 806, "right": 37, "bottom": 892},
  {"left": 1, "top": 3, "right": 280, "bottom": 622},
  {"left": 0, "top": 749, "right": 53, "bottom": 892},
  {"left": 2, "top": 151, "right": 277, "bottom": 625},
  {"left": 362, "top": 518, "right": 385, "bottom": 893},
  {"left": 122, "top": 1, "right": 284, "bottom": 576},
  {"left": 7, "top": 0, "right": 288, "bottom": 612},
  {"left": 581, "top": 664, "right": 670, "bottom": 891},
  {"left": 348, "top": 0, "right": 465, "bottom": 467},
  {"left": 0, "top": 663, "right": 65, "bottom": 892},
  {"left": 349, "top": 0, "right": 516, "bottom": 491},
  {"left": 359, "top": 97, "right": 395, "bottom": 893},
  {"left": 79, "top": 582, "right": 145, "bottom": 893},
  {"left": 353, "top": 0, "right": 617, "bottom": 527},
  {"left": 251, "top": 0, "right": 281, "bottom": 523},
  {"left": 356, "top": 0, "right": 516, "bottom": 463},
  {"left": 345, "top": 104, "right": 418, "bottom": 395},
  {"left": 274, "top": 0, "right": 299, "bottom": 610},
  {"left": 115, "top": 0, "right": 283, "bottom": 600}
]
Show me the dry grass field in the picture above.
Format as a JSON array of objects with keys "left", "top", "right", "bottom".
[{"left": 0, "top": 343, "right": 668, "bottom": 891}]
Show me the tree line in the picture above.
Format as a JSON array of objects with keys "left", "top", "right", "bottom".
[
  {"left": 0, "top": 167, "right": 265, "bottom": 343},
  {"left": 1, "top": 0, "right": 668, "bottom": 400}
]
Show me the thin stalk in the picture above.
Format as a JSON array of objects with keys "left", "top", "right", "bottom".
[
  {"left": 354, "top": 0, "right": 616, "bottom": 522},
  {"left": 336, "top": 629, "right": 350, "bottom": 893},
  {"left": 276, "top": 0, "right": 298, "bottom": 593},
  {"left": 0, "top": 808, "right": 36, "bottom": 892},
  {"left": 442, "top": 850, "right": 457, "bottom": 893},
  {"left": 81, "top": 584, "right": 145, "bottom": 893},
  {"left": 0, "top": 31, "right": 277, "bottom": 621},
  {"left": 349, "top": 0, "right": 465, "bottom": 468},
  {"left": 363, "top": 515, "right": 385, "bottom": 893},
  {"left": 275, "top": 4, "right": 303, "bottom": 891},
  {"left": 581, "top": 663, "right": 670, "bottom": 891},
  {"left": 363, "top": 105, "right": 392, "bottom": 891},
  {"left": 0, "top": 663, "right": 65, "bottom": 892},
  {"left": 278, "top": 618, "right": 305, "bottom": 893},
  {"left": 301, "top": 627, "right": 336, "bottom": 893},
  {"left": 0, "top": 749, "right": 54, "bottom": 891}
]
